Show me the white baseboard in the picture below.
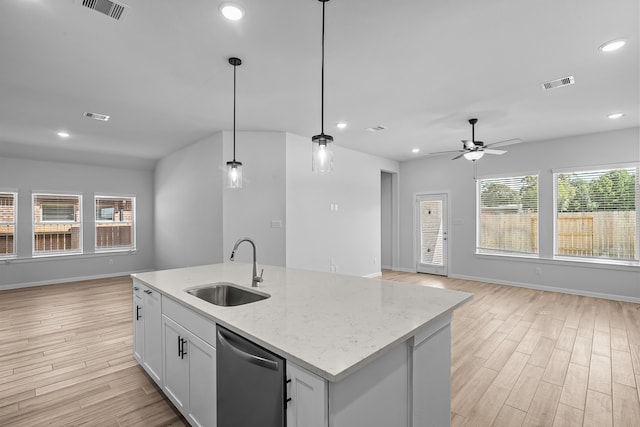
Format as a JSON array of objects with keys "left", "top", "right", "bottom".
[
  {"left": 0, "top": 270, "right": 148, "bottom": 291},
  {"left": 393, "top": 267, "right": 417, "bottom": 273},
  {"left": 448, "top": 273, "right": 640, "bottom": 304},
  {"left": 363, "top": 271, "right": 382, "bottom": 278}
]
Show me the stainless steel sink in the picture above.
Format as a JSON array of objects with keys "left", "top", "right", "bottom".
[{"left": 185, "top": 282, "right": 270, "bottom": 307}]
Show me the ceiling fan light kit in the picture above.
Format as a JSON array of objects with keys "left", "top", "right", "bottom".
[
  {"left": 311, "top": 0, "right": 334, "bottom": 174},
  {"left": 428, "top": 118, "right": 516, "bottom": 162}
]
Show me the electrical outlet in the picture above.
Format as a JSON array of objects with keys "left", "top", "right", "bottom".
[
  {"left": 109, "top": 258, "right": 114, "bottom": 265},
  {"left": 535, "top": 267, "right": 541, "bottom": 276}
]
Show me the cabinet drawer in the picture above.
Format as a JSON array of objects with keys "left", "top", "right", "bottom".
[
  {"left": 132, "top": 279, "right": 144, "bottom": 297},
  {"left": 162, "top": 296, "right": 216, "bottom": 348}
]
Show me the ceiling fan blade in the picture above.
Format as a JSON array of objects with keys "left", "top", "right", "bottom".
[
  {"left": 483, "top": 149, "right": 507, "bottom": 155},
  {"left": 484, "top": 138, "right": 522, "bottom": 148},
  {"left": 451, "top": 152, "right": 466, "bottom": 160},
  {"left": 430, "top": 149, "right": 465, "bottom": 155}
]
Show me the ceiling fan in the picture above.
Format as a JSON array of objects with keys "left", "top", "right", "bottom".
[{"left": 431, "top": 118, "right": 520, "bottom": 161}]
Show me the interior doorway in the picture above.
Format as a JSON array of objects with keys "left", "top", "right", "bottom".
[{"left": 381, "top": 171, "right": 395, "bottom": 271}]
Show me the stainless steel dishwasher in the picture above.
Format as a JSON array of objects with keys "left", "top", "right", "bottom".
[{"left": 216, "top": 325, "right": 286, "bottom": 427}]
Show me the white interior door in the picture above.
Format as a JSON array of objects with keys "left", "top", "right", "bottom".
[{"left": 416, "top": 194, "right": 448, "bottom": 276}]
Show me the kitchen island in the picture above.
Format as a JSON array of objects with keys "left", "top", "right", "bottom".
[{"left": 132, "top": 262, "right": 472, "bottom": 427}]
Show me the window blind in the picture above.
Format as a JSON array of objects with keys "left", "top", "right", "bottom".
[
  {"left": 95, "top": 195, "right": 136, "bottom": 251},
  {"left": 0, "top": 192, "right": 16, "bottom": 257},
  {"left": 554, "top": 167, "right": 638, "bottom": 261},
  {"left": 477, "top": 175, "right": 539, "bottom": 255},
  {"left": 33, "top": 193, "right": 82, "bottom": 255}
]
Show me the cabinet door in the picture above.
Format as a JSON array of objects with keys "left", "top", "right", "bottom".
[
  {"left": 163, "top": 317, "right": 189, "bottom": 413},
  {"left": 286, "top": 362, "right": 328, "bottom": 427},
  {"left": 187, "top": 334, "right": 216, "bottom": 427},
  {"left": 133, "top": 292, "right": 144, "bottom": 363},
  {"left": 143, "top": 288, "right": 162, "bottom": 384}
]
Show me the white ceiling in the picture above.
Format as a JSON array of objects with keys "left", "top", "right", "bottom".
[{"left": 1, "top": 0, "right": 638, "bottom": 169}]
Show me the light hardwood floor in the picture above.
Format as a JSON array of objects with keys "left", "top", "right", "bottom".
[
  {"left": 382, "top": 270, "right": 640, "bottom": 427},
  {"left": 1, "top": 273, "right": 638, "bottom": 426},
  {"left": 0, "top": 277, "right": 187, "bottom": 427}
]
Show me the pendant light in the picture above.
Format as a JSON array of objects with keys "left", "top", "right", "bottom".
[
  {"left": 226, "top": 57, "right": 243, "bottom": 188},
  {"left": 311, "top": 0, "right": 333, "bottom": 173}
]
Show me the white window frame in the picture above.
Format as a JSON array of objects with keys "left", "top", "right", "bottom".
[
  {"left": 476, "top": 172, "right": 540, "bottom": 258},
  {"left": 94, "top": 195, "right": 136, "bottom": 252},
  {"left": 0, "top": 191, "right": 17, "bottom": 259},
  {"left": 32, "top": 192, "right": 83, "bottom": 257},
  {"left": 552, "top": 162, "right": 640, "bottom": 265}
]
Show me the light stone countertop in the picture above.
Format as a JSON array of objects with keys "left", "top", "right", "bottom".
[{"left": 132, "top": 262, "right": 473, "bottom": 382}]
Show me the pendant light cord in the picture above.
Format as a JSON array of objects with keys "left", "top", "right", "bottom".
[
  {"left": 233, "top": 62, "right": 237, "bottom": 162},
  {"left": 320, "top": 0, "right": 326, "bottom": 135}
]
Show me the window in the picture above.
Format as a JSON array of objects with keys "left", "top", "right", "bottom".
[
  {"left": 95, "top": 196, "right": 136, "bottom": 251},
  {"left": 0, "top": 192, "right": 17, "bottom": 257},
  {"left": 554, "top": 166, "right": 639, "bottom": 262},
  {"left": 33, "top": 193, "right": 82, "bottom": 256},
  {"left": 477, "top": 174, "right": 539, "bottom": 256}
]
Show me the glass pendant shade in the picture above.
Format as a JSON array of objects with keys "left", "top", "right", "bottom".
[
  {"left": 226, "top": 161, "right": 243, "bottom": 188},
  {"left": 312, "top": 134, "right": 334, "bottom": 173},
  {"left": 463, "top": 151, "right": 485, "bottom": 161}
]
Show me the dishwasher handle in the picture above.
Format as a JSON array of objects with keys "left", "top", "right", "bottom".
[{"left": 217, "top": 329, "right": 280, "bottom": 371}]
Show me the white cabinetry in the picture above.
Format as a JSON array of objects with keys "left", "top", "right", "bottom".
[
  {"left": 162, "top": 298, "right": 216, "bottom": 427},
  {"left": 287, "top": 361, "right": 328, "bottom": 427},
  {"left": 132, "top": 281, "right": 162, "bottom": 385}
]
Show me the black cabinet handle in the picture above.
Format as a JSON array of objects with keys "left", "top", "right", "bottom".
[
  {"left": 180, "top": 338, "right": 188, "bottom": 359},
  {"left": 136, "top": 305, "right": 141, "bottom": 320},
  {"left": 286, "top": 378, "right": 292, "bottom": 405},
  {"left": 177, "top": 336, "right": 187, "bottom": 359},
  {"left": 144, "top": 289, "right": 152, "bottom": 295},
  {"left": 133, "top": 286, "right": 139, "bottom": 291}
]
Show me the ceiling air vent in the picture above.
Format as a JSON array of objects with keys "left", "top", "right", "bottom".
[
  {"left": 541, "top": 75, "right": 575, "bottom": 91},
  {"left": 79, "top": 0, "right": 129, "bottom": 21},
  {"left": 84, "top": 112, "right": 110, "bottom": 121},
  {"left": 366, "top": 125, "right": 387, "bottom": 132}
]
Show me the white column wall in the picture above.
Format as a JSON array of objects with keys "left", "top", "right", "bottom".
[{"left": 285, "top": 133, "right": 399, "bottom": 277}]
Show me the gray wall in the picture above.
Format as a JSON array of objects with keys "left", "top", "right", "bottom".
[
  {"left": 154, "top": 133, "right": 224, "bottom": 269},
  {"left": 0, "top": 156, "right": 155, "bottom": 289},
  {"left": 154, "top": 131, "right": 286, "bottom": 271},
  {"left": 286, "top": 133, "right": 400, "bottom": 277},
  {"left": 154, "top": 130, "right": 398, "bottom": 278},
  {"left": 398, "top": 127, "right": 640, "bottom": 301},
  {"left": 222, "top": 131, "right": 287, "bottom": 266}
]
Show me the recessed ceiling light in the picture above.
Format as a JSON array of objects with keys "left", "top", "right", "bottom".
[
  {"left": 607, "top": 112, "right": 625, "bottom": 119},
  {"left": 599, "top": 39, "right": 626, "bottom": 52},
  {"left": 57, "top": 131, "right": 70, "bottom": 138},
  {"left": 219, "top": 2, "right": 244, "bottom": 21},
  {"left": 336, "top": 122, "right": 347, "bottom": 129},
  {"left": 412, "top": 148, "right": 420, "bottom": 153}
]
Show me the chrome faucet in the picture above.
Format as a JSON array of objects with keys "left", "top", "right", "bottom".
[{"left": 230, "top": 237, "right": 263, "bottom": 287}]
